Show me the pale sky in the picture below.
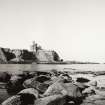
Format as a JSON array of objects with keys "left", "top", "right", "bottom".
[{"left": 0, "top": 0, "right": 105, "bottom": 63}]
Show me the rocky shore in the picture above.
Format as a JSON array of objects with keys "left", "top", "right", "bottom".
[{"left": 1, "top": 69, "right": 105, "bottom": 105}]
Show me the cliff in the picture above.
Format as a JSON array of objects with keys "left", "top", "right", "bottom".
[
  {"left": 0, "top": 47, "right": 60, "bottom": 64},
  {"left": 36, "top": 50, "right": 60, "bottom": 63},
  {"left": 0, "top": 48, "right": 7, "bottom": 63}
]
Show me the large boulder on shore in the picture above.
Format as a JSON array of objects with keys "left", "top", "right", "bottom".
[
  {"left": 23, "top": 75, "right": 50, "bottom": 87},
  {"left": 18, "top": 88, "right": 39, "bottom": 99},
  {"left": 35, "top": 94, "right": 66, "bottom": 105},
  {"left": 43, "top": 81, "right": 82, "bottom": 99},
  {"left": 2, "top": 91, "right": 36, "bottom": 105},
  {"left": 23, "top": 77, "right": 49, "bottom": 94}
]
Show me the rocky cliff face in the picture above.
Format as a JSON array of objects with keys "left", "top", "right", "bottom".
[
  {"left": 36, "top": 50, "right": 60, "bottom": 63},
  {"left": 0, "top": 48, "right": 60, "bottom": 63},
  {"left": 0, "top": 48, "right": 7, "bottom": 63},
  {"left": 10, "top": 49, "right": 35, "bottom": 63}
]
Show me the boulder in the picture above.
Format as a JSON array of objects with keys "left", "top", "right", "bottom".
[
  {"left": 43, "top": 82, "right": 82, "bottom": 99},
  {"left": 23, "top": 77, "right": 38, "bottom": 88},
  {"left": 19, "top": 93, "right": 36, "bottom": 105},
  {"left": 23, "top": 77, "right": 49, "bottom": 94},
  {"left": 76, "top": 77, "right": 90, "bottom": 83},
  {"left": 59, "top": 74, "right": 72, "bottom": 83},
  {"left": 35, "top": 75, "right": 51, "bottom": 83},
  {"left": 1, "top": 95, "right": 21, "bottom": 105},
  {"left": 0, "top": 72, "right": 11, "bottom": 82},
  {"left": 75, "top": 82, "right": 88, "bottom": 90},
  {"left": 92, "top": 76, "right": 105, "bottom": 89},
  {"left": 35, "top": 94, "right": 66, "bottom": 105},
  {"left": 43, "top": 80, "right": 67, "bottom": 96},
  {"left": 6, "top": 75, "right": 25, "bottom": 95},
  {"left": 36, "top": 83, "right": 49, "bottom": 94},
  {"left": 64, "top": 83, "right": 83, "bottom": 98},
  {"left": 82, "top": 86, "right": 96, "bottom": 96},
  {"left": 2, "top": 92, "right": 36, "bottom": 105},
  {"left": 18, "top": 88, "right": 39, "bottom": 99},
  {"left": 81, "top": 95, "right": 105, "bottom": 105}
]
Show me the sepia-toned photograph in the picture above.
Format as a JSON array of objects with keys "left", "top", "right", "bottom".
[{"left": 0, "top": 0, "right": 105, "bottom": 105}]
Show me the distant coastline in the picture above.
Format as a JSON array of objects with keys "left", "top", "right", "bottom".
[
  {"left": 0, "top": 42, "right": 62, "bottom": 64},
  {"left": 0, "top": 42, "right": 100, "bottom": 64},
  {"left": 64, "top": 60, "right": 100, "bottom": 64}
]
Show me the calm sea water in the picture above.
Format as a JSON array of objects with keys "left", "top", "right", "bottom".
[{"left": 0, "top": 64, "right": 105, "bottom": 73}]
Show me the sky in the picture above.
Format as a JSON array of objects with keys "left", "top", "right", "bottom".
[{"left": 0, "top": 0, "right": 105, "bottom": 63}]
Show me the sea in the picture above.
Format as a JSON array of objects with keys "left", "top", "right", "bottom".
[{"left": 0, "top": 64, "right": 105, "bottom": 73}]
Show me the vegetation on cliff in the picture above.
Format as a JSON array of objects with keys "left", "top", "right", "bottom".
[{"left": 0, "top": 42, "right": 61, "bottom": 64}]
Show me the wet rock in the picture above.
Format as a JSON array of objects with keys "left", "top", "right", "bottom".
[
  {"left": 94, "top": 100, "right": 105, "bottom": 105},
  {"left": 12, "top": 71, "right": 31, "bottom": 81},
  {"left": 0, "top": 72, "right": 11, "bottom": 82},
  {"left": 64, "top": 83, "right": 83, "bottom": 98},
  {"left": 2, "top": 93, "right": 36, "bottom": 105},
  {"left": 76, "top": 78, "right": 90, "bottom": 83},
  {"left": 29, "top": 71, "right": 37, "bottom": 78},
  {"left": 51, "top": 74, "right": 72, "bottom": 84},
  {"left": 19, "top": 93, "right": 36, "bottom": 105},
  {"left": 23, "top": 77, "right": 49, "bottom": 94},
  {"left": 43, "top": 83, "right": 66, "bottom": 96},
  {"left": 75, "top": 82, "right": 88, "bottom": 91},
  {"left": 23, "top": 77, "right": 38, "bottom": 88},
  {"left": 50, "top": 69, "right": 59, "bottom": 76},
  {"left": 35, "top": 94, "right": 66, "bottom": 105},
  {"left": 6, "top": 75, "right": 25, "bottom": 95},
  {"left": 71, "top": 74, "right": 94, "bottom": 83},
  {"left": 43, "top": 81, "right": 82, "bottom": 100},
  {"left": 36, "top": 71, "right": 51, "bottom": 77},
  {"left": 82, "top": 86, "right": 96, "bottom": 96},
  {"left": 94, "top": 71, "right": 105, "bottom": 76},
  {"left": 35, "top": 75, "right": 50, "bottom": 83},
  {"left": 59, "top": 73, "right": 72, "bottom": 83},
  {"left": 18, "top": 88, "right": 39, "bottom": 99},
  {"left": 87, "top": 81, "right": 97, "bottom": 87},
  {"left": 36, "top": 83, "right": 49, "bottom": 94},
  {"left": 1, "top": 95, "right": 21, "bottom": 105},
  {"left": 81, "top": 95, "right": 105, "bottom": 105}
]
